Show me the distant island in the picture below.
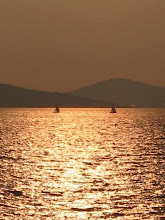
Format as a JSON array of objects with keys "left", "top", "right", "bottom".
[
  {"left": 0, "top": 83, "right": 109, "bottom": 108},
  {"left": 69, "top": 78, "right": 165, "bottom": 108},
  {"left": 0, "top": 78, "right": 165, "bottom": 108}
]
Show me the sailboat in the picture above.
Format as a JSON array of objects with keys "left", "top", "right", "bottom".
[
  {"left": 110, "top": 104, "right": 116, "bottom": 113},
  {"left": 54, "top": 104, "right": 60, "bottom": 113}
]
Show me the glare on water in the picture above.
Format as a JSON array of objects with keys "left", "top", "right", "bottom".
[{"left": 0, "top": 108, "right": 165, "bottom": 219}]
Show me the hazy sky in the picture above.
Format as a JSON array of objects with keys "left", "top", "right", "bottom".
[{"left": 0, "top": 0, "right": 165, "bottom": 92}]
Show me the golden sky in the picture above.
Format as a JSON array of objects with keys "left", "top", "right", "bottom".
[{"left": 0, "top": 0, "right": 165, "bottom": 92}]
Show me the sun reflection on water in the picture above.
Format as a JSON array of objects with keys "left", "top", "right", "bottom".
[{"left": 0, "top": 108, "right": 164, "bottom": 219}]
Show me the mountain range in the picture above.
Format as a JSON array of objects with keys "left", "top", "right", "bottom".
[
  {"left": 0, "top": 78, "right": 165, "bottom": 107},
  {"left": 0, "top": 83, "right": 108, "bottom": 107},
  {"left": 69, "top": 78, "right": 165, "bottom": 107}
]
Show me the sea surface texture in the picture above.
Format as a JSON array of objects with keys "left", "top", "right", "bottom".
[{"left": 0, "top": 108, "right": 165, "bottom": 219}]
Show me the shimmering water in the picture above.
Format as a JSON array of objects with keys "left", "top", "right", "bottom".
[{"left": 0, "top": 108, "right": 165, "bottom": 219}]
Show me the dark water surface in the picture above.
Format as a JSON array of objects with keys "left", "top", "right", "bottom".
[{"left": 0, "top": 108, "right": 165, "bottom": 219}]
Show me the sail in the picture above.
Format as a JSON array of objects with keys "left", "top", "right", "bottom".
[
  {"left": 110, "top": 104, "right": 116, "bottom": 113},
  {"left": 54, "top": 104, "right": 60, "bottom": 113}
]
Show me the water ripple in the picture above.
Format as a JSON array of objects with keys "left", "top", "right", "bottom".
[{"left": 0, "top": 108, "right": 165, "bottom": 219}]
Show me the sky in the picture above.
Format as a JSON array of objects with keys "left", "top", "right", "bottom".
[{"left": 0, "top": 0, "right": 165, "bottom": 92}]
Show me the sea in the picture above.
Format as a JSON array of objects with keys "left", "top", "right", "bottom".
[{"left": 0, "top": 108, "right": 164, "bottom": 219}]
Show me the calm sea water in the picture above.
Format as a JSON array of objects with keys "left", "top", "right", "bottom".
[{"left": 0, "top": 108, "right": 164, "bottom": 219}]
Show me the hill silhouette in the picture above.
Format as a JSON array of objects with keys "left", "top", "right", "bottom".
[
  {"left": 69, "top": 78, "right": 165, "bottom": 107},
  {"left": 0, "top": 83, "right": 109, "bottom": 107}
]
